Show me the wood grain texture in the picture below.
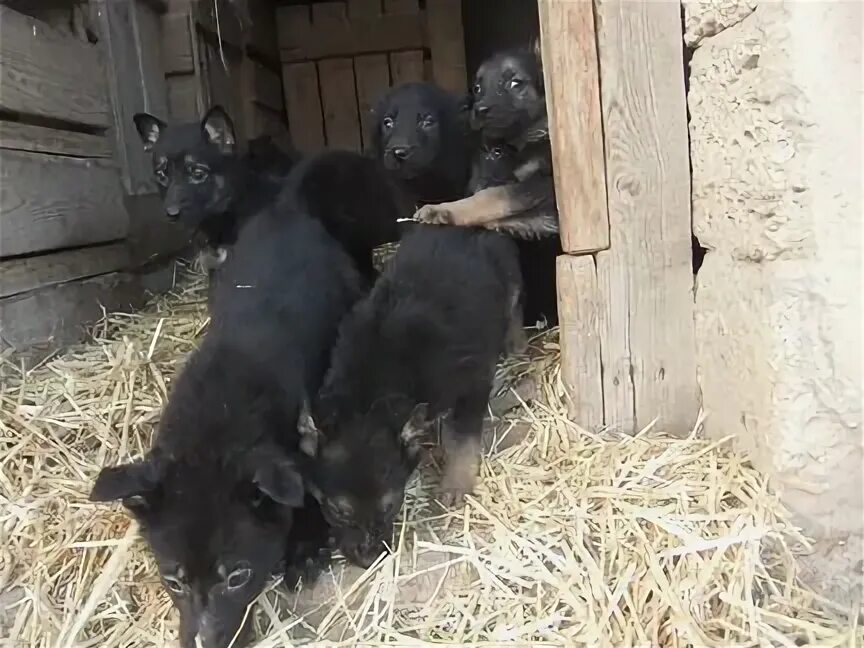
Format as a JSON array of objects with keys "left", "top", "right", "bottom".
[
  {"left": 282, "top": 62, "right": 325, "bottom": 152},
  {"left": 426, "top": 0, "right": 467, "bottom": 93},
  {"left": 0, "top": 243, "right": 130, "bottom": 299},
  {"left": 277, "top": 2, "right": 424, "bottom": 63},
  {"left": 201, "top": 41, "right": 247, "bottom": 143},
  {"left": 594, "top": 0, "right": 698, "bottom": 435},
  {"left": 0, "top": 272, "right": 148, "bottom": 352},
  {"left": 95, "top": 0, "right": 169, "bottom": 195},
  {"left": 538, "top": 0, "right": 608, "bottom": 254},
  {"left": 0, "top": 6, "right": 110, "bottom": 128},
  {"left": 390, "top": 50, "right": 425, "bottom": 85},
  {"left": 161, "top": 12, "right": 194, "bottom": 74},
  {"left": 194, "top": 0, "right": 243, "bottom": 50},
  {"left": 319, "top": 58, "right": 362, "bottom": 151},
  {"left": 355, "top": 54, "right": 391, "bottom": 150},
  {"left": 557, "top": 255, "right": 604, "bottom": 429},
  {"left": 0, "top": 150, "right": 128, "bottom": 258},
  {"left": 166, "top": 74, "right": 201, "bottom": 121},
  {"left": 244, "top": 59, "right": 284, "bottom": 112},
  {"left": 0, "top": 121, "right": 112, "bottom": 158},
  {"left": 244, "top": 0, "right": 280, "bottom": 63}
]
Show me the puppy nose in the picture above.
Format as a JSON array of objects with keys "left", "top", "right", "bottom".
[
  {"left": 165, "top": 206, "right": 180, "bottom": 219},
  {"left": 473, "top": 105, "right": 490, "bottom": 117},
  {"left": 391, "top": 146, "right": 411, "bottom": 160}
]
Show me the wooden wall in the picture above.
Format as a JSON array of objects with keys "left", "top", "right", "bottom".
[
  {"left": 161, "top": 0, "right": 290, "bottom": 148},
  {"left": 277, "top": 0, "right": 466, "bottom": 154},
  {"left": 0, "top": 2, "right": 181, "bottom": 355},
  {"left": 539, "top": 0, "right": 699, "bottom": 436}
]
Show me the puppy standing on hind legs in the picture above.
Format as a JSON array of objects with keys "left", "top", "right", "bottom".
[{"left": 414, "top": 42, "right": 558, "bottom": 240}]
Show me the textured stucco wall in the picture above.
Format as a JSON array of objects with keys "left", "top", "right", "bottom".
[{"left": 687, "top": 0, "right": 863, "bottom": 600}]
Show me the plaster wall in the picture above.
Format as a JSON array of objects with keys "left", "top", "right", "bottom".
[{"left": 686, "top": 0, "right": 863, "bottom": 600}]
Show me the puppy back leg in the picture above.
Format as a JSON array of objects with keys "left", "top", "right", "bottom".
[{"left": 439, "top": 387, "right": 490, "bottom": 507}]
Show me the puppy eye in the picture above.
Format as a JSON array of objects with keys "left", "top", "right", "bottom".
[
  {"left": 188, "top": 166, "right": 208, "bottom": 182},
  {"left": 507, "top": 78, "right": 523, "bottom": 90},
  {"left": 472, "top": 83, "right": 482, "bottom": 96},
  {"left": 382, "top": 117, "right": 394, "bottom": 129},
  {"left": 419, "top": 116, "right": 435, "bottom": 129},
  {"left": 162, "top": 574, "right": 186, "bottom": 595},
  {"left": 226, "top": 566, "right": 253, "bottom": 590},
  {"left": 490, "top": 147, "right": 503, "bottom": 159},
  {"left": 154, "top": 168, "right": 168, "bottom": 184}
]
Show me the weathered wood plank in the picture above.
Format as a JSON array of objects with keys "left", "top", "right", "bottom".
[
  {"left": 195, "top": 0, "right": 244, "bottom": 50},
  {"left": 390, "top": 50, "right": 425, "bottom": 85},
  {"left": 384, "top": 0, "right": 419, "bottom": 14},
  {"left": 166, "top": 74, "right": 201, "bottom": 121},
  {"left": 0, "top": 150, "right": 128, "bottom": 258},
  {"left": 245, "top": 59, "right": 284, "bottom": 112},
  {"left": 282, "top": 62, "right": 325, "bottom": 153},
  {"left": 319, "top": 58, "right": 361, "bottom": 151},
  {"left": 201, "top": 41, "right": 247, "bottom": 142},
  {"left": 245, "top": 0, "right": 280, "bottom": 63},
  {"left": 0, "top": 121, "right": 112, "bottom": 158},
  {"left": 0, "top": 243, "right": 131, "bottom": 299},
  {"left": 594, "top": 0, "right": 698, "bottom": 434},
  {"left": 0, "top": 272, "right": 149, "bottom": 352},
  {"left": 355, "top": 54, "right": 391, "bottom": 150},
  {"left": 538, "top": 0, "right": 608, "bottom": 254},
  {"left": 277, "top": 2, "right": 424, "bottom": 63},
  {"left": 162, "top": 12, "right": 194, "bottom": 74},
  {"left": 95, "top": 0, "right": 169, "bottom": 195},
  {"left": 425, "top": 0, "right": 467, "bottom": 93},
  {"left": 0, "top": 6, "right": 110, "bottom": 128},
  {"left": 556, "top": 255, "right": 604, "bottom": 429}
]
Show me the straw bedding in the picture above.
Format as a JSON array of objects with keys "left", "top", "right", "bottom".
[{"left": 1, "top": 263, "right": 861, "bottom": 647}]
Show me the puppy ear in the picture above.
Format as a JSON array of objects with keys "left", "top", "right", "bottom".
[
  {"left": 249, "top": 448, "right": 305, "bottom": 508},
  {"left": 297, "top": 397, "right": 321, "bottom": 457},
  {"left": 530, "top": 37, "right": 545, "bottom": 92},
  {"left": 133, "top": 113, "right": 167, "bottom": 151},
  {"left": 201, "top": 105, "right": 237, "bottom": 154},
  {"left": 90, "top": 451, "right": 164, "bottom": 516}
]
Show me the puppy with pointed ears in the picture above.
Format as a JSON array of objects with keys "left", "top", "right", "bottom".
[{"left": 414, "top": 40, "right": 558, "bottom": 239}]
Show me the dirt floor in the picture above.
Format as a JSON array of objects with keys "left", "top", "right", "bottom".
[{"left": 1, "top": 264, "right": 861, "bottom": 647}]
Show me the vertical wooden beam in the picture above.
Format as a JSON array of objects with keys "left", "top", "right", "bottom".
[
  {"left": 426, "top": 0, "right": 467, "bottom": 93},
  {"left": 538, "top": 0, "right": 609, "bottom": 254},
  {"left": 594, "top": 0, "right": 698, "bottom": 434},
  {"left": 319, "top": 57, "right": 362, "bottom": 151},
  {"left": 355, "top": 54, "right": 391, "bottom": 150},
  {"left": 557, "top": 255, "right": 604, "bottom": 429},
  {"left": 282, "top": 62, "right": 325, "bottom": 153},
  {"left": 95, "top": 0, "right": 169, "bottom": 195},
  {"left": 390, "top": 50, "right": 425, "bottom": 85}
]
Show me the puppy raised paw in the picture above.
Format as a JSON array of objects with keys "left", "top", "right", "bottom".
[{"left": 414, "top": 204, "right": 454, "bottom": 226}]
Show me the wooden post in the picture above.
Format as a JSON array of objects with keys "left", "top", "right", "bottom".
[
  {"left": 593, "top": 0, "right": 699, "bottom": 434},
  {"left": 557, "top": 256, "right": 604, "bottom": 428},
  {"left": 95, "top": 0, "right": 169, "bottom": 195},
  {"left": 538, "top": 0, "right": 609, "bottom": 254}
]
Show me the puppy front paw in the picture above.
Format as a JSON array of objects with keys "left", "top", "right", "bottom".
[{"left": 414, "top": 204, "right": 454, "bottom": 225}]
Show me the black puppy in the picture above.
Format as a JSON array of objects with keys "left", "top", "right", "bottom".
[
  {"left": 133, "top": 106, "right": 298, "bottom": 271},
  {"left": 90, "top": 201, "right": 365, "bottom": 648},
  {"left": 467, "top": 140, "right": 558, "bottom": 240},
  {"left": 283, "top": 150, "right": 404, "bottom": 280},
  {"left": 297, "top": 225, "right": 525, "bottom": 567},
  {"left": 368, "top": 82, "right": 474, "bottom": 210},
  {"left": 414, "top": 46, "right": 558, "bottom": 238}
]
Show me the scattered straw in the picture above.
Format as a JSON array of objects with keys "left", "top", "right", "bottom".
[{"left": 1, "top": 263, "right": 860, "bottom": 647}]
